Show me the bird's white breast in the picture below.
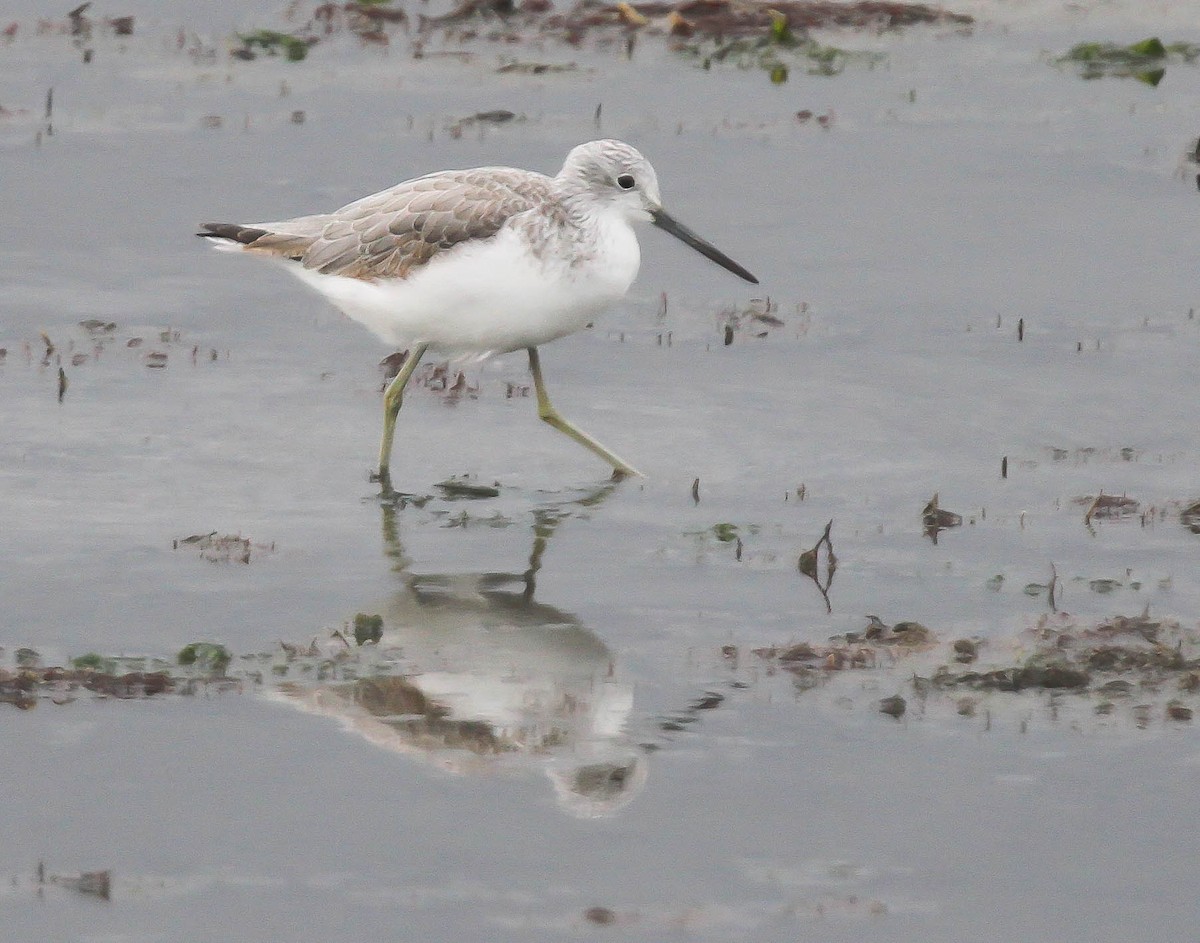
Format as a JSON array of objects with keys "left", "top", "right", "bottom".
[{"left": 287, "top": 207, "right": 642, "bottom": 357}]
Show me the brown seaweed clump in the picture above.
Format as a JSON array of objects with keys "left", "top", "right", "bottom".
[
  {"left": 228, "top": 0, "right": 972, "bottom": 65},
  {"left": 0, "top": 666, "right": 175, "bottom": 709},
  {"left": 746, "top": 607, "right": 1200, "bottom": 728},
  {"left": 933, "top": 610, "right": 1200, "bottom": 696},
  {"left": 752, "top": 615, "right": 936, "bottom": 681},
  {"left": 543, "top": 0, "right": 972, "bottom": 40}
]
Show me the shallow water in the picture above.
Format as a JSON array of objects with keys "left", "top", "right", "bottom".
[{"left": 2, "top": 1, "right": 1200, "bottom": 939}]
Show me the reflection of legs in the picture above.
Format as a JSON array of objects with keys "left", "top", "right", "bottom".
[
  {"left": 375, "top": 343, "right": 429, "bottom": 490},
  {"left": 527, "top": 346, "right": 643, "bottom": 480}
]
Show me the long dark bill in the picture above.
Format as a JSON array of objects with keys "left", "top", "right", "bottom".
[{"left": 651, "top": 208, "right": 759, "bottom": 284}]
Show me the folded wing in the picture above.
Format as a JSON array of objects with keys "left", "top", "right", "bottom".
[{"left": 198, "top": 167, "right": 553, "bottom": 280}]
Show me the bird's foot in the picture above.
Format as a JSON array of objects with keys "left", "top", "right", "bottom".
[
  {"left": 368, "top": 469, "right": 432, "bottom": 508},
  {"left": 370, "top": 468, "right": 398, "bottom": 498}
]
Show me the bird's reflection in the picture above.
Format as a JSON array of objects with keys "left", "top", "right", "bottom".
[{"left": 273, "top": 483, "right": 647, "bottom": 817}]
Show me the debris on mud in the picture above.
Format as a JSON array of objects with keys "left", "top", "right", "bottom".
[
  {"left": 417, "top": 361, "right": 481, "bottom": 399},
  {"left": 379, "top": 349, "right": 409, "bottom": 381},
  {"left": 436, "top": 475, "right": 502, "bottom": 499},
  {"left": 172, "top": 532, "right": 275, "bottom": 564},
  {"left": 655, "top": 688, "right": 726, "bottom": 732},
  {"left": 952, "top": 638, "right": 979, "bottom": 663},
  {"left": 717, "top": 298, "right": 799, "bottom": 343},
  {"left": 352, "top": 612, "right": 384, "bottom": 645},
  {"left": 38, "top": 861, "right": 112, "bottom": 901},
  {"left": 673, "top": 8, "right": 885, "bottom": 81},
  {"left": 855, "top": 617, "right": 935, "bottom": 647},
  {"left": 79, "top": 318, "right": 117, "bottom": 335},
  {"left": 1057, "top": 36, "right": 1199, "bottom": 86},
  {"left": 1, "top": 663, "right": 174, "bottom": 708},
  {"left": 1179, "top": 499, "right": 1200, "bottom": 534},
  {"left": 746, "top": 607, "right": 1200, "bottom": 729},
  {"left": 434, "top": 506, "right": 515, "bottom": 528},
  {"left": 379, "top": 353, "right": 481, "bottom": 400},
  {"left": 447, "top": 109, "right": 523, "bottom": 138},
  {"left": 2, "top": 325, "right": 221, "bottom": 382},
  {"left": 177, "top": 641, "right": 233, "bottom": 674},
  {"left": 752, "top": 616, "right": 935, "bottom": 678},
  {"left": 209, "top": 0, "right": 970, "bottom": 76},
  {"left": 1078, "top": 492, "right": 1138, "bottom": 525},
  {"left": 495, "top": 58, "right": 580, "bottom": 73},
  {"left": 584, "top": 906, "right": 619, "bottom": 925},
  {"left": 794, "top": 108, "right": 835, "bottom": 126},
  {"left": 1166, "top": 701, "right": 1193, "bottom": 722},
  {"left": 921, "top": 492, "right": 961, "bottom": 540},
  {"left": 1019, "top": 564, "right": 1060, "bottom": 611},
  {"left": 553, "top": 0, "right": 971, "bottom": 53},
  {"left": 7, "top": 603, "right": 1200, "bottom": 738},
  {"left": 685, "top": 517, "right": 778, "bottom": 564},
  {"left": 927, "top": 610, "right": 1200, "bottom": 712},
  {"left": 711, "top": 522, "right": 740, "bottom": 542},
  {"left": 1, "top": 638, "right": 276, "bottom": 710},
  {"left": 937, "top": 657, "right": 1090, "bottom": 692},
  {"left": 235, "top": 28, "right": 318, "bottom": 61},
  {"left": 797, "top": 519, "right": 836, "bottom": 613}
]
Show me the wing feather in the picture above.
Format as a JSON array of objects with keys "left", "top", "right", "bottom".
[{"left": 202, "top": 168, "right": 555, "bottom": 279}]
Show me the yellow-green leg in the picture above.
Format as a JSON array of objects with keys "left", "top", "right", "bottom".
[
  {"left": 374, "top": 343, "right": 428, "bottom": 492},
  {"left": 527, "top": 346, "right": 643, "bottom": 480}
]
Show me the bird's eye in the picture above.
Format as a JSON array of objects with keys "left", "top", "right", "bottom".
[{"left": 616, "top": 173, "right": 636, "bottom": 190}]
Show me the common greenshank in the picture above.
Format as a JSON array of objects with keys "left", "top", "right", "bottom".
[{"left": 198, "top": 139, "right": 758, "bottom": 490}]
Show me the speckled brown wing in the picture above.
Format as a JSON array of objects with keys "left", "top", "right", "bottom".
[{"left": 282, "top": 168, "right": 556, "bottom": 280}]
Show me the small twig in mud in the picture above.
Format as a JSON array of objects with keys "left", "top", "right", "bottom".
[
  {"left": 37, "top": 861, "right": 111, "bottom": 901},
  {"left": 1181, "top": 499, "right": 1200, "bottom": 533},
  {"left": 172, "top": 532, "right": 272, "bottom": 564},
  {"left": 922, "top": 492, "right": 962, "bottom": 542},
  {"left": 380, "top": 349, "right": 409, "bottom": 383},
  {"left": 44, "top": 86, "right": 53, "bottom": 136},
  {"left": 798, "top": 519, "right": 836, "bottom": 613},
  {"left": 652, "top": 685, "right": 728, "bottom": 737},
  {"left": 1083, "top": 491, "right": 1138, "bottom": 527}
]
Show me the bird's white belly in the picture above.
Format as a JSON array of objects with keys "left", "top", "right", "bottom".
[{"left": 288, "top": 219, "right": 641, "bottom": 356}]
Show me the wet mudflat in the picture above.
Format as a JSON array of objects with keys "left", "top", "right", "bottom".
[{"left": 3, "top": 0, "right": 1200, "bottom": 939}]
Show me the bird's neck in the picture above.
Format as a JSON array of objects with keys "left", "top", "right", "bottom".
[{"left": 553, "top": 177, "right": 607, "bottom": 227}]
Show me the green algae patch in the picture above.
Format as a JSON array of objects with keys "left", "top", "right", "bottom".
[
  {"left": 353, "top": 613, "right": 385, "bottom": 646},
  {"left": 678, "top": 22, "right": 885, "bottom": 82},
  {"left": 1058, "top": 37, "right": 1200, "bottom": 85},
  {"left": 235, "top": 29, "right": 317, "bottom": 61},
  {"left": 711, "top": 522, "right": 740, "bottom": 543},
  {"left": 71, "top": 652, "right": 115, "bottom": 672},
  {"left": 177, "top": 642, "right": 232, "bottom": 675}
]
